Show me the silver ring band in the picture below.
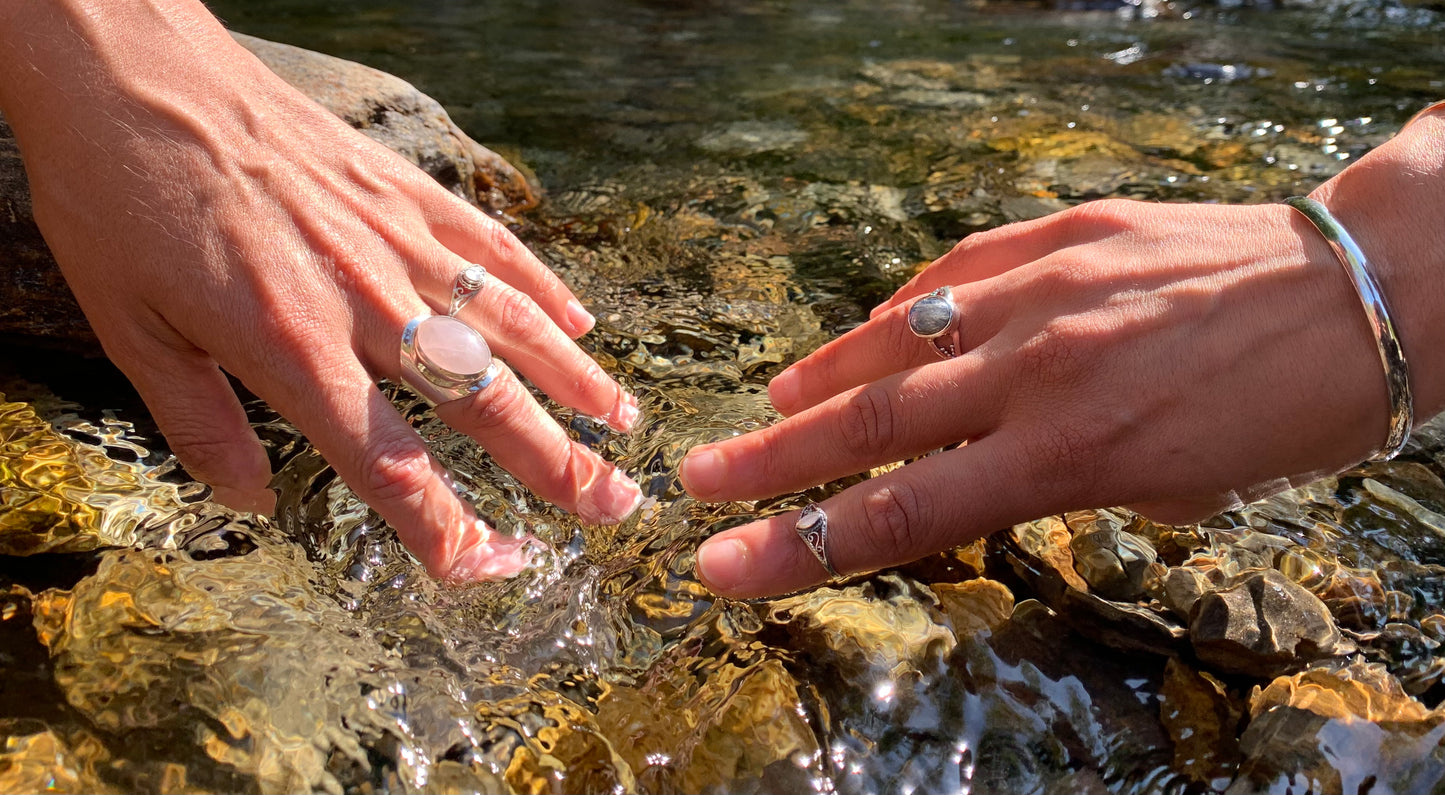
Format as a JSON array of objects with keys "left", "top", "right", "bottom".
[
  {"left": 1285, "top": 196, "right": 1412, "bottom": 460},
  {"left": 449, "top": 264, "right": 489, "bottom": 317},
  {"left": 906, "top": 286, "right": 962, "bottom": 360},
  {"left": 399, "top": 314, "right": 500, "bottom": 406},
  {"left": 794, "top": 503, "right": 839, "bottom": 579}
]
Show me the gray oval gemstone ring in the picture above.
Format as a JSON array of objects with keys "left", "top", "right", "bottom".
[{"left": 906, "top": 285, "right": 961, "bottom": 359}]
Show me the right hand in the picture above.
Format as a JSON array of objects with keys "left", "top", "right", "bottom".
[{"left": 1, "top": 1, "right": 642, "bottom": 580}]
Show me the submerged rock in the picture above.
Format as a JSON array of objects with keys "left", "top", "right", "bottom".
[
  {"left": 1231, "top": 661, "right": 1445, "bottom": 795},
  {"left": 1190, "top": 569, "right": 1356, "bottom": 679}
]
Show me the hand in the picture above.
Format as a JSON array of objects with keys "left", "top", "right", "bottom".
[
  {"left": 679, "top": 197, "right": 1414, "bottom": 598},
  {"left": 0, "top": 1, "right": 643, "bottom": 580}
]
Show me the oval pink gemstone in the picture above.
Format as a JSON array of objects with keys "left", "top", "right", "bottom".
[{"left": 416, "top": 316, "right": 491, "bottom": 378}]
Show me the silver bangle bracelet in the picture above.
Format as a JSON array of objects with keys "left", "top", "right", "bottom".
[{"left": 1284, "top": 196, "right": 1413, "bottom": 460}]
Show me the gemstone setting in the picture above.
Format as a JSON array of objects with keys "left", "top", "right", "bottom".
[{"left": 907, "top": 287, "right": 955, "bottom": 339}]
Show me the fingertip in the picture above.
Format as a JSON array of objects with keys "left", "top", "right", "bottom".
[
  {"left": 578, "top": 467, "right": 645, "bottom": 525},
  {"left": 696, "top": 535, "right": 751, "bottom": 595},
  {"left": 606, "top": 390, "right": 641, "bottom": 434},
  {"left": 444, "top": 519, "right": 539, "bottom": 582},
  {"left": 767, "top": 367, "right": 802, "bottom": 415},
  {"left": 679, "top": 446, "right": 726, "bottom": 499},
  {"left": 565, "top": 299, "right": 596, "bottom": 338},
  {"left": 210, "top": 484, "right": 276, "bottom": 515}
]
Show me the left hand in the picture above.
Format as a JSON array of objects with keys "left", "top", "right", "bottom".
[{"left": 678, "top": 197, "right": 1408, "bottom": 598}]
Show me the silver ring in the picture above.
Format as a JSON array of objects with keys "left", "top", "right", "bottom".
[
  {"left": 906, "top": 286, "right": 961, "bottom": 360},
  {"left": 795, "top": 504, "right": 839, "bottom": 579},
  {"left": 399, "top": 314, "right": 499, "bottom": 406},
  {"left": 448, "top": 264, "right": 489, "bottom": 317}
]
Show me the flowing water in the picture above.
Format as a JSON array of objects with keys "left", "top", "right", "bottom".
[{"left": 3, "top": 1, "right": 1445, "bottom": 793}]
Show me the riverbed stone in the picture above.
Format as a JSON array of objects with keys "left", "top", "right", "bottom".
[
  {"left": 0, "top": 33, "right": 535, "bottom": 349},
  {"left": 1189, "top": 569, "right": 1356, "bottom": 678}
]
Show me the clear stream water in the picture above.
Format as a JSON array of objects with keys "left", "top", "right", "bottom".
[{"left": 3, "top": 1, "right": 1445, "bottom": 793}]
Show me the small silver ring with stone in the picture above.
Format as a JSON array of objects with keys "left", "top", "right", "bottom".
[
  {"left": 906, "top": 285, "right": 961, "bottom": 360},
  {"left": 399, "top": 314, "right": 499, "bottom": 406},
  {"left": 794, "top": 503, "right": 839, "bottom": 579},
  {"left": 448, "top": 264, "right": 489, "bottom": 317}
]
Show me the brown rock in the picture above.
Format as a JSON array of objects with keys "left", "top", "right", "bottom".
[
  {"left": 1190, "top": 569, "right": 1356, "bottom": 678},
  {"left": 0, "top": 33, "right": 536, "bottom": 349},
  {"left": 1159, "top": 659, "right": 1243, "bottom": 786},
  {"left": 931, "top": 578, "right": 1014, "bottom": 637}
]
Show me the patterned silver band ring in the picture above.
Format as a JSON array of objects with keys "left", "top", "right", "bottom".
[{"left": 794, "top": 503, "right": 840, "bottom": 579}]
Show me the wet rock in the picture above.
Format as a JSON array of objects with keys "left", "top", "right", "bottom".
[
  {"left": 0, "top": 720, "right": 106, "bottom": 795},
  {"left": 1070, "top": 527, "right": 1163, "bottom": 602},
  {"left": 1156, "top": 566, "right": 1213, "bottom": 620},
  {"left": 765, "top": 576, "right": 956, "bottom": 681},
  {"left": 930, "top": 578, "right": 1014, "bottom": 637},
  {"left": 695, "top": 121, "right": 809, "bottom": 156},
  {"left": 1230, "top": 661, "right": 1445, "bottom": 795},
  {"left": 0, "top": 393, "right": 190, "bottom": 556},
  {"left": 1004, "top": 512, "right": 1187, "bottom": 656},
  {"left": 1190, "top": 569, "right": 1356, "bottom": 678},
  {"left": 1249, "top": 660, "right": 1435, "bottom": 723},
  {"left": 594, "top": 655, "right": 816, "bottom": 794},
  {"left": 1158, "top": 659, "right": 1243, "bottom": 787},
  {"left": 0, "top": 34, "right": 535, "bottom": 349},
  {"left": 1230, "top": 704, "right": 1445, "bottom": 795}
]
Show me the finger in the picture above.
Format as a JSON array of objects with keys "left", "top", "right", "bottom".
[
  {"left": 768, "top": 286, "right": 1008, "bottom": 416},
  {"left": 870, "top": 203, "right": 1115, "bottom": 319},
  {"left": 434, "top": 364, "right": 644, "bottom": 525},
  {"left": 426, "top": 194, "right": 595, "bottom": 337},
  {"left": 254, "top": 353, "right": 531, "bottom": 581},
  {"left": 448, "top": 275, "right": 639, "bottom": 432},
  {"left": 694, "top": 433, "right": 1049, "bottom": 598},
  {"left": 681, "top": 358, "right": 1002, "bottom": 502},
  {"left": 108, "top": 332, "right": 273, "bottom": 514}
]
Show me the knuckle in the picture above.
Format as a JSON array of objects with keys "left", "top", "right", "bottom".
[
  {"left": 837, "top": 386, "right": 898, "bottom": 456},
  {"left": 1062, "top": 197, "right": 1139, "bottom": 232},
  {"left": 359, "top": 432, "right": 433, "bottom": 506},
  {"left": 168, "top": 431, "right": 250, "bottom": 483},
  {"left": 491, "top": 289, "right": 544, "bottom": 340},
  {"left": 479, "top": 219, "right": 530, "bottom": 265},
  {"left": 570, "top": 362, "right": 615, "bottom": 405},
  {"left": 884, "top": 307, "right": 926, "bottom": 362},
  {"left": 458, "top": 375, "right": 527, "bottom": 433},
  {"left": 858, "top": 482, "right": 927, "bottom": 561}
]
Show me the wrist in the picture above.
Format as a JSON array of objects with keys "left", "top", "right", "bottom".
[
  {"left": 1307, "top": 107, "right": 1445, "bottom": 429},
  {"left": 0, "top": 0, "right": 257, "bottom": 120}
]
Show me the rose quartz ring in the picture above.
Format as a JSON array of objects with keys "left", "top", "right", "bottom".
[{"left": 399, "top": 314, "right": 498, "bottom": 406}]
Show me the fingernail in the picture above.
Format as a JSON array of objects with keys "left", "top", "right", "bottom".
[
  {"left": 607, "top": 392, "right": 641, "bottom": 434},
  {"left": 446, "top": 520, "right": 537, "bottom": 581},
  {"left": 768, "top": 368, "right": 801, "bottom": 414},
  {"left": 679, "top": 447, "right": 725, "bottom": 498},
  {"left": 566, "top": 299, "right": 596, "bottom": 336},
  {"left": 697, "top": 537, "right": 750, "bottom": 592},
  {"left": 597, "top": 470, "right": 645, "bottom": 523}
]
